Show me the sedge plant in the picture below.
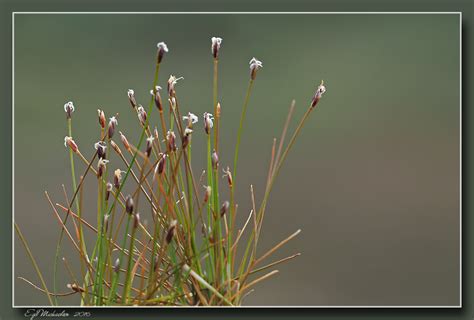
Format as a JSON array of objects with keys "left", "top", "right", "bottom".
[{"left": 15, "top": 36, "right": 327, "bottom": 306}]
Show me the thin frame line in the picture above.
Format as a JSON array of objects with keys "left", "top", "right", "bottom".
[{"left": 11, "top": 11, "right": 463, "bottom": 309}]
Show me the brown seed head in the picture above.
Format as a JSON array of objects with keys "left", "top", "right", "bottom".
[
  {"left": 97, "top": 158, "right": 109, "bottom": 178},
  {"left": 165, "top": 220, "right": 178, "bottom": 244},
  {"left": 156, "top": 154, "right": 167, "bottom": 175},
  {"left": 133, "top": 212, "right": 141, "bottom": 229},
  {"left": 167, "top": 75, "right": 183, "bottom": 97},
  {"left": 119, "top": 131, "right": 131, "bottom": 152},
  {"left": 64, "top": 136, "right": 78, "bottom": 153},
  {"left": 166, "top": 130, "right": 177, "bottom": 152},
  {"left": 97, "top": 109, "right": 106, "bottom": 128},
  {"left": 211, "top": 37, "right": 223, "bottom": 59},
  {"left": 114, "top": 169, "right": 122, "bottom": 189},
  {"left": 220, "top": 201, "right": 230, "bottom": 217},
  {"left": 125, "top": 195, "right": 134, "bottom": 214},
  {"left": 182, "top": 128, "right": 193, "bottom": 149},
  {"left": 223, "top": 166, "right": 233, "bottom": 187},
  {"left": 127, "top": 89, "right": 137, "bottom": 109},
  {"left": 203, "top": 112, "right": 214, "bottom": 135},
  {"left": 249, "top": 57, "right": 263, "bottom": 80},
  {"left": 67, "top": 283, "right": 84, "bottom": 293},
  {"left": 151, "top": 86, "right": 163, "bottom": 111},
  {"left": 157, "top": 42, "right": 168, "bottom": 64},
  {"left": 145, "top": 136, "right": 154, "bottom": 157},
  {"left": 110, "top": 140, "right": 122, "bottom": 156},
  {"left": 137, "top": 106, "right": 147, "bottom": 126},
  {"left": 311, "top": 80, "right": 326, "bottom": 108},
  {"left": 203, "top": 185, "right": 212, "bottom": 203},
  {"left": 94, "top": 141, "right": 107, "bottom": 159},
  {"left": 105, "top": 183, "right": 113, "bottom": 201},
  {"left": 211, "top": 149, "right": 219, "bottom": 170},
  {"left": 108, "top": 116, "right": 118, "bottom": 139},
  {"left": 64, "top": 101, "right": 75, "bottom": 119}
]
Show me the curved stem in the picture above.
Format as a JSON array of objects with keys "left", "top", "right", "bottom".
[{"left": 232, "top": 79, "right": 254, "bottom": 179}]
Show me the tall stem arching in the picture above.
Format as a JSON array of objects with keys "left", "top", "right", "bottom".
[
  {"left": 53, "top": 118, "right": 86, "bottom": 305},
  {"left": 232, "top": 79, "right": 254, "bottom": 180},
  {"left": 237, "top": 104, "right": 316, "bottom": 294},
  {"left": 229, "top": 79, "right": 254, "bottom": 278},
  {"left": 15, "top": 223, "right": 54, "bottom": 306}
]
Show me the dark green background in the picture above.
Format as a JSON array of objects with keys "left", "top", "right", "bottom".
[{"left": 2, "top": 0, "right": 472, "bottom": 319}]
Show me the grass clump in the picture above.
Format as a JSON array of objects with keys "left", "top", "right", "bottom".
[{"left": 16, "top": 36, "right": 326, "bottom": 306}]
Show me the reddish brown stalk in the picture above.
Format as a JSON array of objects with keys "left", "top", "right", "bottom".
[
  {"left": 238, "top": 229, "right": 301, "bottom": 288},
  {"left": 61, "top": 185, "right": 80, "bottom": 243},
  {"left": 232, "top": 270, "right": 279, "bottom": 300},
  {"left": 273, "top": 100, "right": 296, "bottom": 177},
  {"left": 18, "top": 277, "right": 83, "bottom": 297}
]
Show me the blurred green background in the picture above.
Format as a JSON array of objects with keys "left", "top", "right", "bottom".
[{"left": 14, "top": 13, "right": 460, "bottom": 306}]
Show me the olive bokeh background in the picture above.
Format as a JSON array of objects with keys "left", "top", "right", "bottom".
[{"left": 13, "top": 13, "right": 460, "bottom": 306}]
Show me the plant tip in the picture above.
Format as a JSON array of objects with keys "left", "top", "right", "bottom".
[
  {"left": 183, "top": 112, "right": 199, "bottom": 127},
  {"left": 64, "top": 101, "right": 75, "bottom": 119},
  {"left": 108, "top": 116, "right": 118, "bottom": 139},
  {"left": 211, "top": 37, "right": 223, "bottom": 59},
  {"left": 119, "top": 131, "right": 131, "bottom": 151},
  {"left": 97, "top": 109, "right": 106, "bottom": 128},
  {"left": 114, "top": 169, "right": 122, "bottom": 189},
  {"left": 249, "top": 57, "right": 263, "bottom": 80},
  {"left": 127, "top": 89, "right": 137, "bottom": 109},
  {"left": 97, "top": 158, "right": 109, "bottom": 178},
  {"left": 311, "top": 81, "right": 326, "bottom": 108},
  {"left": 64, "top": 136, "right": 78, "bottom": 153},
  {"left": 157, "top": 42, "right": 169, "bottom": 63},
  {"left": 211, "top": 149, "right": 219, "bottom": 170},
  {"left": 166, "top": 130, "right": 177, "bottom": 152},
  {"left": 137, "top": 105, "right": 147, "bottom": 126},
  {"left": 165, "top": 220, "right": 178, "bottom": 244},
  {"left": 203, "top": 112, "right": 214, "bottom": 135},
  {"left": 125, "top": 195, "right": 134, "bottom": 214},
  {"left": 145, "top": 136, "right": 154, "bottom": 157},
  {"left": 167, "top": 75, "right": 184, "bottom": 97},
  {"left": 94, "top": 141, "right": 107, "bottom": 159}
]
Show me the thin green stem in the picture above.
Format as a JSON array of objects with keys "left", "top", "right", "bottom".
[{"left": 15, "top": 222, "right": 54, "bottom": 306}]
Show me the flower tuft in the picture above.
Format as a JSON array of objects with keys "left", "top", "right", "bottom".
[
  {"left": 125, "top": 195, "right": 134, "bottom": 214},
  {"left": 166, "top": 130, "right": 177, "bottom": 152},
  {"left": 203, "top": 112, "right": 214, "bottom": 135},
  {"left": 145, "top": 136, "right": 154, "bottom": 157},
  {"left": 97, "top": 109, "right": 106, "bottom": 128},
  {"left": 311, "top": 80, "right": 326, "bottom": 108},
  {"left": 137, "top": 106, "right": 147, "bottom": 126},
  {"left": 127, "top": 89, "right": 137, "bottom": 109},
  {"left": 108, "top": 116, "right": 118, "bottom": 139},
  {"left": 151, "top": 86, "right": 163, "bottom": 111},
  {"left": 157, "top": 42, "right": 169, "bottom": 63},
  {"left": 183, "top": 112, "right": 198, "bottom": 127},
  {"left": 165, "top": 220, "right": 178, "bottom": 244},
  {"left": 64, "top": 101, "right": 75, "bottom": 119},
  {"left": 94, "top": 141, "right": 107, "bottom": 159},
  {"left": 211, "top": 37, "right": 223, "bottom": 59},
  {"left": 167, "top": 75, "right": 183, "bottom": 97},
  {"left": 64, "top": 136, "right": 78, "bottom": 153},
  {"left": 97, "top": 158, "right": 109, "bottom": 178},
  {"left": 211, "top": 149, "right": 219, "bottom": 170},
  {"left": 249, "top": 57, "right": 263, "bottom": 80}
]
